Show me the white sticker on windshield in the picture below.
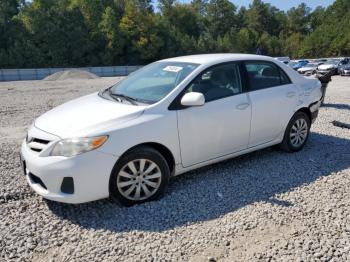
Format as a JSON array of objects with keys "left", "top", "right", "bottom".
[{"left": 163, "top": 66, "right": 183, "bottom": 73}]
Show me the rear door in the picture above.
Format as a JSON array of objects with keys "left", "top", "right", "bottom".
[{"left": 244, "top": 61, "right": 298, "bottom": 147}]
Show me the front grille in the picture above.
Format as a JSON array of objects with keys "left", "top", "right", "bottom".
[
  {"left": 27, "top": 137, "right": 51, "bottom": 153},
  {"left": 28, "top": 173, "right": 47, "bottom": 190}
]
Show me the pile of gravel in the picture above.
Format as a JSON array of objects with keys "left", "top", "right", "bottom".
[
  {"left": 0, "top": 76, "right": 349, "bottom": 261},
  {"left": 43, "top": 69, "right": 99, "bottom": 81}
]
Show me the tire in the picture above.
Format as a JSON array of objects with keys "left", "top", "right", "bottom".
[
  {"left": 279, "top": 111, "right": 311, "bottom": 153},
  {"left": 109, "top": 146, "right": 170, "bottom": 206}
]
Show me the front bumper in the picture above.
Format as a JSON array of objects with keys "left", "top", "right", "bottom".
[
  {"left": 340, "top": 70, "right": 350, "bottom": 76},
  {"left": 317, "top": 69, "right": 336, "bottom": 75},
  {"left": 298, "top": 70, "right": 314, "bottom": 76},
  {"left": 21, "top": 129, "right": 118, "bottom": 204},
  {"left": 309, "top": 99, "right": 322, "bottom": 123}
]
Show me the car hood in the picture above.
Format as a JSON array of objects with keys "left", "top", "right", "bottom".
[
  {"left": 34, "top": 93, "right": 146, "bottom": 138},
  {"left": 341, "top": 66, "right": 350, "bottom": 70},
  {"left": 318, "top": 64, "right": 336, "bottom": 70}
]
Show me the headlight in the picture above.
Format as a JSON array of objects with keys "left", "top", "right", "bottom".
[{"left": 50, "top": 136, "right": 108, "bottom": 157}]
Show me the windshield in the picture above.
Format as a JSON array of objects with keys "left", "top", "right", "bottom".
[{"left": 110, "top": 62, "right": 199, "bottom": 104}]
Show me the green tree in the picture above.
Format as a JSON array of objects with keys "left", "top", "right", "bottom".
[
  {"left": 99, "top": 6, "right": 125, "bottom": 65},
  {"left": 0, "top": 0, "right": 349, "bottom": 68},
  {"left": 309, "top": 6, "right": 325, "bottom": 32},
  {"left": 300, "top": 0, "right": 350, "bottom": 57},
  {"left": 119, "top": 1, "right": 163, "bottom": 63},
  {"left": 286, "top": 3, "right": 311, "bottom": 35},
  {"left": 236, "top": 27, "right": 258, "bottom": 53},
  {"left": 20, "top": 0, "right": 94, "bottom": 67},
  {"left": 245, "top": 0, "right": 283, "bottom": 36},
  {"left": 206, "top": 0, "right": 238, "bottom": 39}
]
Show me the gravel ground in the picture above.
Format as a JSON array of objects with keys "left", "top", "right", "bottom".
[{"left": 0, "top": 76, "right": 349, "bottom": 261}]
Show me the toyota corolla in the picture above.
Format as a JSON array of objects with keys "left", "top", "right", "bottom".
[{"left": 21, "top": 54, "right": 322, "bottom": 206}]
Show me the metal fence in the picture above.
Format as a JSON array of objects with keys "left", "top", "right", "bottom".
[{"left": 0, "top": 66, "right": 143, "bottom": 82}]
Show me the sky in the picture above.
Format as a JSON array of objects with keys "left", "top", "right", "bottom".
[{"left": 177, "top": 0, "right": 335, "bottom": 11}]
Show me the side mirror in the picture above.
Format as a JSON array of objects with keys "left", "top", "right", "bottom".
[{"left": 181, "top": 92, "right": 205, "bottom": 107}]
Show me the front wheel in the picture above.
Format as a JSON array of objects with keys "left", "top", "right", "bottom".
[
  {"left": 279, "top": 112, "right": 311, "bottom": 152},
  {"left": 109, "top": 146, "right": 170, "bottom": 206}
]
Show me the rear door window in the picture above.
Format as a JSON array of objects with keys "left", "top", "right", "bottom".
[{"left": 244, "top": 61, "right": 291, "bottom": 91}]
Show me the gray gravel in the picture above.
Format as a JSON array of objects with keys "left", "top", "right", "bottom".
[{"left": 0, "top": 76, "right": 349, "bottom": 261}]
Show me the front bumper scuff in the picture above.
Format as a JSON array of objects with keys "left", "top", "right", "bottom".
[{"left": 309, "top": 98, "right": 322, "bottom": 123}]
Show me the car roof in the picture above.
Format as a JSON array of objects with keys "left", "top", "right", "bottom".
[{"left": 161, "top": 53, "right": 277, "bottom": 65}]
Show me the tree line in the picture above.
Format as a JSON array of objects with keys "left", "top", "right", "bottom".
[{"left": 0, "top": 0, "right": 349, "bottom": 68}]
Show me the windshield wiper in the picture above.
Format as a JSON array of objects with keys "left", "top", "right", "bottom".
[{"left": 108, "top": 89, "right": 138, "bottom": 105}]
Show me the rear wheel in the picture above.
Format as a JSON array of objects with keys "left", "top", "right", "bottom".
[
  {"left": 109, "top": 146, "right": 170, "bottom": 206},
  {"left": 279, "top": 111, "right": 311, "bottom": 152}
]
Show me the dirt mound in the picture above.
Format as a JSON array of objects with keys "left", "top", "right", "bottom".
[{"left": 43, "top": 69, "right": 99, "bottom": 81}]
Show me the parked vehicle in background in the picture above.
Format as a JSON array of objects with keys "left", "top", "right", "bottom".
[
  {"left": 288, "top": 61, "right": 297, "bottom": 68},
  {"left": 337, "top": 58, "right": 350, "bottom": 76},
  {"left": 275, "top": 57, "right": 290, "bottom": 64},
  {"left": 297, "top": 62, "right": 323, "bottom": 76},
  {"left": 317, "top": 60, "right": 340, "bottom": 75},
  {"left": 339, "top": 64, "right": 350, "bottom": 76},
  {"left": 289, "top": 60, "right": 309, "bottom": 71},
  {"left": 338, "top": 57, "right": 349, "bottom": 64},
  {"left": 20, "top": 54, "right": 323, "bottom": 206},
  {"left": 314, "top": 59, "right": 328, "bottom": 63}
]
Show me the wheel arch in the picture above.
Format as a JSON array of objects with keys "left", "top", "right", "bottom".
[
  {"left": 108, "top": 142, "right": 173, "bottom": 205},
  {"left": 279, "top": 107, "right": 312, "bottom": 152},
  {"left": 115, "top": 142, "right": 176, "bottom": 175},
  {"left": 280, "top": 106, "right": 312, "bottom": 143},
  {"left": 295, "top": 107, "right": 312, "bottom": 122}
]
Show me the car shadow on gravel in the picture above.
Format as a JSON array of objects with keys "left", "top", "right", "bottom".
[
  {"left": 322, "top": 103, "right": 350, "bottom": 110},
  {"left": 47, "top": 132, "right": 350, "bottom": 233}
]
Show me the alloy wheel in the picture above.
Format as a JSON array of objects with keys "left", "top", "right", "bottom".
[
  {"left": 289, "top": 118, "right": 308, "bottom": 147},
  {"left": 116, "top": 159, "right": 162, "bottom": 201}
]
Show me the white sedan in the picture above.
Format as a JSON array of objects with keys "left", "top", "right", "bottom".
[
  {"left": 297, "top": 62, "right": 323, "bottom": 76},
  {"left": 21, "top": 54, "right": 322, "bottom": 206}
]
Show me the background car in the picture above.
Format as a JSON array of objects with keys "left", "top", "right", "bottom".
[
  {"left": 289, "top": 60, "right": 309, "bottom": 71},
  {"left": 317, "top": 58, "right": 350, "bottom": 75},
  {"left": 297, "top": 62, "right": 323, "bottom": 76},
  {"left": 339, "top": 64, "right": 350, "bottom": 76},
  {"left": 314, "top": 59, "right": 328, "bottom": 63},
  {"left": 275, "top": 57, "right": 290, "bottom": 64},
  {"left": 317, "top": 60, "right": 339, "bottom": 75}
]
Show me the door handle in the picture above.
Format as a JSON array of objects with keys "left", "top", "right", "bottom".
[
  {"left": 236, "top": 103, "right": 250, "bottom": 110},
  {"left": 286, "top": 92, "right": 296, "bottom": 98}
]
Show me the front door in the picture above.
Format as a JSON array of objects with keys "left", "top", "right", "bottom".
[{"left": 177, "top": 62, "right": 251, "bottom": 167}]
